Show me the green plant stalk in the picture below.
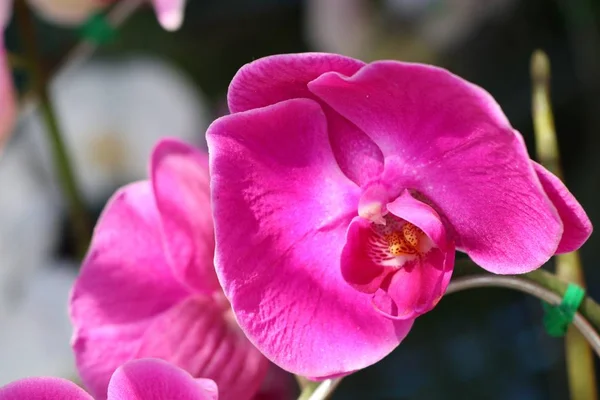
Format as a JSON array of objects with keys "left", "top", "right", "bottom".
[
  {"left": 297, "top": 378, "right": 342, "bottom": 400},
  {"left": 530, "top": 50, "right": 597, "bottom": 400},
  {"left": 15, "top": 0, "right": 91, "bottom": 257},
  {"left": 297, "top": 381, "right": 320, "bottom": 400},
  {"left": 453, "top": 261, "right": 600, "bottom": 332}
]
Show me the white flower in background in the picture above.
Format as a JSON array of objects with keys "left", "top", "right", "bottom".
[
  {"left": 0, "top": 261, "right": 78, "bottom": 385},
  {"left": 22, "top": 55, "right": 210, "bottom": 205},
  {"left": 0, "top": 139, "right": 60, "bottom": 304},
  {"left": 0, "top": 138, "right": 73, "bottom": 385}
]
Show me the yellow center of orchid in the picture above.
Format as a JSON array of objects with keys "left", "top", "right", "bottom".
[{"left": 384, "top": 223, "right": 423, "bottom": 256}]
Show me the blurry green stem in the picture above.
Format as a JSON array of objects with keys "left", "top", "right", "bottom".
[
  {"left": 454, "top": 261, "right": 600, "bottom": 333},
  {"left": 447, "top": 274, "right": 600, "bottom": 357},
  {"left": 297, "top": 378, "right": 343, "bottom": 400},
  {"left": 15, "top": 0, "right": 91, "bottom": 257},
  {"left": 531, "top": 50, "right": 597, "bottom": 400},
  {"left": 7, "top": 53, "right": 29, "bottom": 70}
]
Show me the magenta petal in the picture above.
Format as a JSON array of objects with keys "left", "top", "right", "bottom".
[
  {"left": 228, "top": 53, "right": 364, "bottom": 113},
  {"left": 372, "top": 246, "right": 454, "bottom": 320},
  {"left": 341, "top": 217, "right": 392, "bottom": 293},
  {"left": 1, "top": 4, "right": 14, "bottom": 148},
  {"left": 0, "top": 378, "right": 92, "bottom": 400},
  {"left": 151, "top": 138, "right": 220, "bottom": 295},
  {"left": 228, "top": 52, "right": 383, "bottom": 186},
  {"left": 207, "top": 98, "right": 413, "bottom": 377},
  {"left": 134, "top": 297, "right": 268, "bottom": 400},
  {"left": 108, "top": 359, "right": 217, "bottom": 400},
  {"left": 310, "top": 62, "right": 563, "bottom": 273},
  {"left": 70, "top": 181, "right": 189, "bottom": 398},
  {"left": 533, "top": 162, "right": 592, "bottom": 253},
  {"left": 0, "top": 45, "right": 16, "bottom": 149}
]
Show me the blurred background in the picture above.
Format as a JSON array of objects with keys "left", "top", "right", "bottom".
[{"left": 1, "top": 0, "right": 600, "bottom": 399}]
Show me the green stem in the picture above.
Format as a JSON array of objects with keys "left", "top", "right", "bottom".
[
  {"left": 454, "top": 260, "right": 600, "bottom": 333},
  {"left": 15, "top": 0, "right": 91, "bottom": 257},
  {"left": 297, "top": 378, "right": 342, "bottom": 400},
  {"left": 7, "top": 52, "right": 30, "bottom": 70},
  {"left": 530, "top": 50, "right": 597, "bottom": 400}
]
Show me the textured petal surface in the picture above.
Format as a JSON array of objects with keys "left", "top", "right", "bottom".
[
  {"left": 0, "top": 377, "right": 92, "bottom": 400},
  {"left": 533, "top": 162, "right": 592, "bottom": 253},
  {"left": 152, "top": 138, "right": 220, "bottom": 295},
  {"left": 151, "top": 0, "right": 186, "bottom": 31},
  {"left": 134, "top": 297, "right": 268, "bottom": 400},
  {"left": 108, "top": 359, "right": 217, "bottom": 400},
  {"left": 228, "top": 52, "right": 383, "bottom": 186},
  {"left": 70, "top": 181, "right": 189, "bottom": 399},
  {"left": 207, "top": 98, "right": 413, "bottom": 377},
  {"left": 310, "top": 61, "right": 563, "bottom": 273}
]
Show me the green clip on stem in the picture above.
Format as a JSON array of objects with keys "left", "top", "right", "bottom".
[
  {"left": 80, "top": 13, "right": 117, "bottom": 45},
  {"left": 543, "top": 283, "right": 586, "bottom": 337}
]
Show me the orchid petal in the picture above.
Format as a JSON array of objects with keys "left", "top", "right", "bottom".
[
  {"left": 0, "top": 44, "right": 16, "bottom": 149},
  {"left": 310, "top": 61, "right": 563, "bottom": 273},
  {"left": 207, "top": 97, "right": 413, "bottom": 377},
  {"left": 151, "top": 138, "right": 220, "bottom": 295},
  {"left": 228, "top": 52, "right": 383, "bottom": 186},
  {"left": 384, "top": 192, "right": 454, "bottom": 317},
  {"left": 151, "top": 0, "right": 186, "bottom": 31},
  {"left": 341, "top": 217, "right": 392, "bottom": 294},
  {"left": 533, "top": 162, "right": 592, "bottom": 253},
  {"left": 372, "top": 246, "right": 454, "bottom": 320},
  {"left": 70, "top": 182, "right": 189, "bottom": 399},
  {"left": 0, "top": 377, "right": 93, "bottom": 400},
  {"left": 134, "top": 297, "right": 268, "bottom": 400},
  {"left": 108, "top": 359, "right": 217, "bottom": 400}
]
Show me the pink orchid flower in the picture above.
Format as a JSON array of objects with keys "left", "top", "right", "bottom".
[
  {"left": 0, "top": 358, "right": 218, "bottom": 400},
  {"left": 69, "top": 139, "right": 273, "bottom": 400},
  {"left": 206, "top": 53, "right": 592, "bottom": 378}
]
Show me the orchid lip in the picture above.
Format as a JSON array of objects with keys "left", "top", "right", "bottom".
[{"left": 367, "top": 213, "right": 435, "bottom": 269}]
